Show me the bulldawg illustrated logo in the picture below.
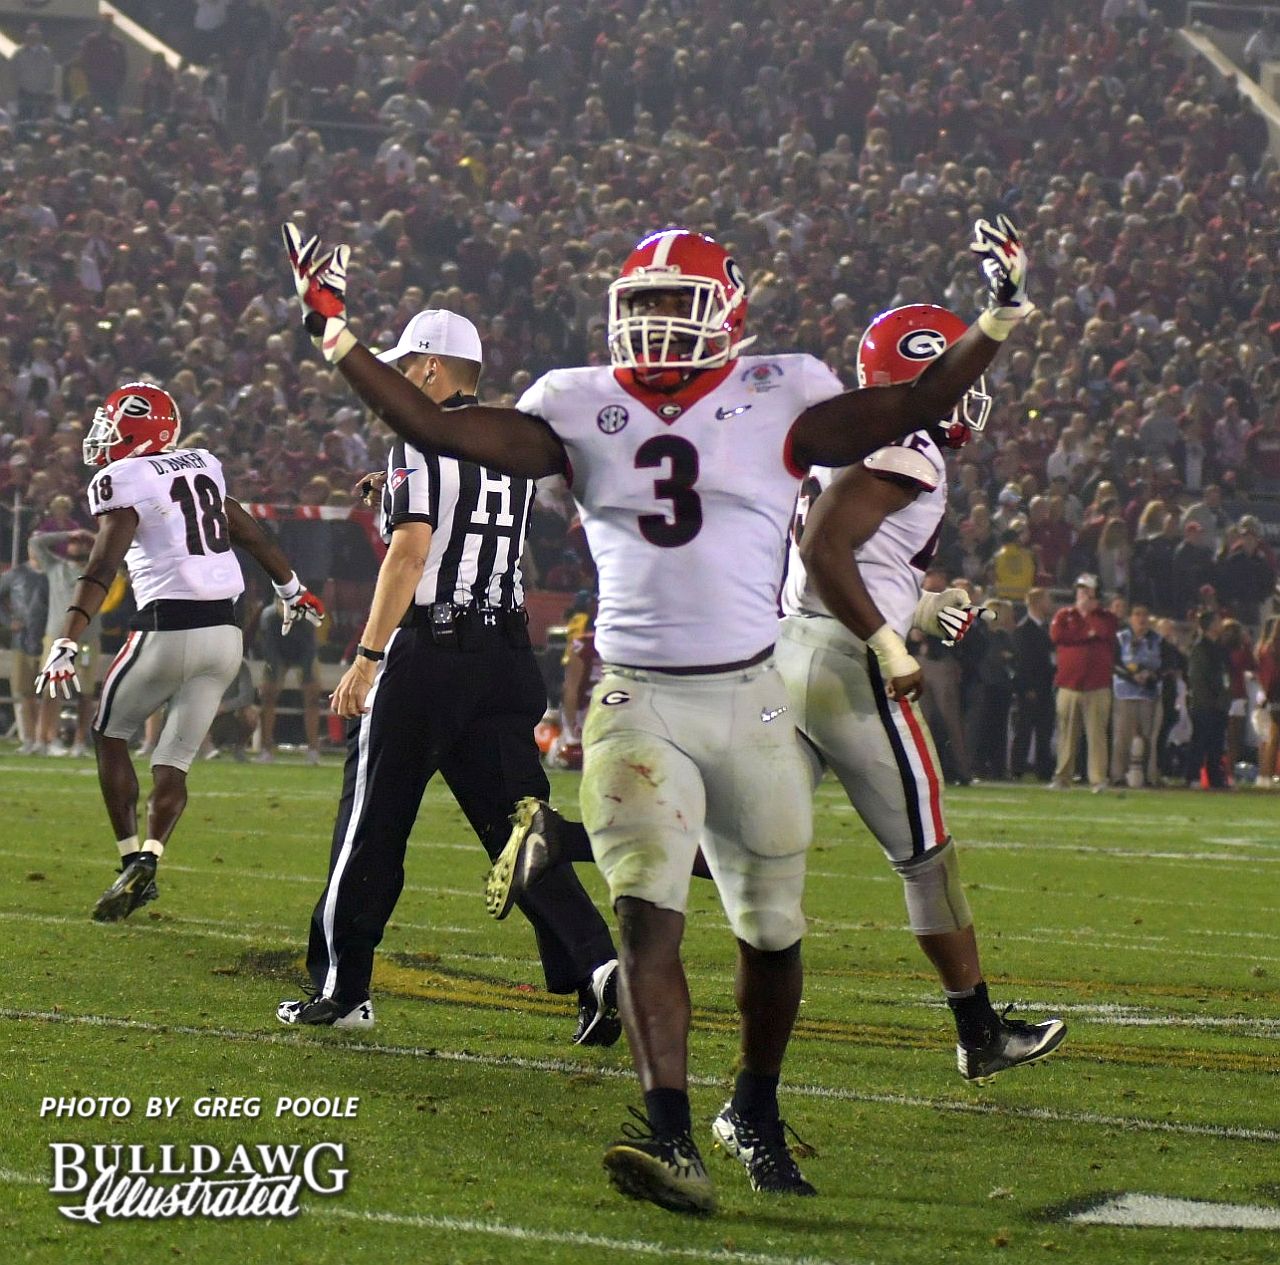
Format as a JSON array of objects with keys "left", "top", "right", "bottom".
[{"left": 48, "top": 1142, "right": 348, "bottom": 1222}]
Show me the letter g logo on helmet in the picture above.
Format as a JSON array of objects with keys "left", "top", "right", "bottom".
[{"left": 898, "top": 329, "right": 948, "bottom": 360}]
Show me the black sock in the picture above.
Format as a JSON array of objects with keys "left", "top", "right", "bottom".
[
  {"left": 946, "top": 980, "right": 998, "bottom": 1047},
  {"left": 643, "top": 1088, "right": 692, "bottom": 1137},
  {"left": 732, "top": 1069, "right": 780, "bottom": 1121}
]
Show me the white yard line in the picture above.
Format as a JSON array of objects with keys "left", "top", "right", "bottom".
[
  {"left": 0, "top": 1163, "right": 857, "bottom": 1264},
  {"left": 315, "top": 1208, "right": 859, "bottom": 1264},
  {"left": 1067, "top": 1193, "right": 1280, "bottom": 1229},
  {"left": 2, "top": 1008, "right": 1277, "bottom": 1145}
]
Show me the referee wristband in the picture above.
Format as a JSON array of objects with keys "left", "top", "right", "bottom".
[{"left": 355, "top": 644, "right": 385, "bottom": 663}]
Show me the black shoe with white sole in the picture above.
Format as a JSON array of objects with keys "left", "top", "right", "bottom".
[
  {"left": 603, "top": 1108, "right": 716, "bottom": 1214},
  {"left": 276, "top": 994, "right": 375, "bottom": 1029},
  {"left": 957, "top": 1007, "right": 1066, "bottom": 1082},
  {"left": 573, "top": 959, "right": 621, "bottom": 1047},
  {"left": 711, "top": 1103, "right": 817, "bottom": 1196},
  {"left": 92, "top": 857, "right": 159, "bottom": 922}
]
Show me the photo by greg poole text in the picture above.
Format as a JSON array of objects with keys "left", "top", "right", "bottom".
[{"left": 48, "top": 1142, "right": 349, "bottom": 1222}]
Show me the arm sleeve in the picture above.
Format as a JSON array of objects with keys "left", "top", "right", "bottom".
[
  {"left": 87, "top": 461, "right": 144, "bottom": 515},
  {"left": 383, "top": 440, "right": 443, "bottom": 529}
]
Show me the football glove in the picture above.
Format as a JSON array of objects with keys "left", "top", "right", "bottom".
[
  {"left": 913, "top": 587, "right": 995, "bottom": 647},
  {"left": 273, "top": 572, "right": 326, "bottom": 635},
  {"left": 35, "top": 638, "right": 81, "bottom": 699},
  {"left": 282, "top": 222, "right": 357, "bottom": 364},
  {"left": 971, "top": 214, "right": 1033, "bottom": 340}
]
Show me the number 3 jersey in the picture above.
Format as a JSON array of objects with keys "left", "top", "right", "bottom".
[
  {"left": 782, "top": 429, "right": 947, "bottom": 638},
  {"left": 87, "top": 449, "right": 244, "bottom": 608},
  {"left": 517, "top": 355, "right": 844, "bottom": 668}
]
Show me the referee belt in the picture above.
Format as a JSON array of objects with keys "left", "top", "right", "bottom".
[
  {"left": 402, "top": 601, "right": 530, "bottom": 647},
  {"left": 132, "top": 598, "right": 237, "bottom": 631}
]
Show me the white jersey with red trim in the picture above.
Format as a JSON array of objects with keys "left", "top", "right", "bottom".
[
  {"left": 87, "top": 448, "right": 244, "bottom": 609},
  {"left": 517, "top": 355, "right": 844, "bottom": 667},
  {"left": 782, "top": 429, "right": 946, "bottom": 637}
]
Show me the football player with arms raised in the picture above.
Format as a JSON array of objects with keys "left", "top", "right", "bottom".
[
  {"left": 282, "top": 215, "right": 1031, "bottom": 1213},
  {"left": 779, "top": 303, "right": 1066, "bottom": 1083},
  {"left": 35, "top": 383, "right": 324, "bottom": 921}
]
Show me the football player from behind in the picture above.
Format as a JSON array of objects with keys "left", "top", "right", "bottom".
[
  {"left": 777, "top": 304, "right": 1066, "bottom": 1082},
  {"left": 35, "top": 383, "right": 324, "bottom": 922},
  {"left": 284, "top": 213, "right": 1030, "bottom": 1213}
]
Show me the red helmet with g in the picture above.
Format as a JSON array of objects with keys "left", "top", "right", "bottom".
[
  {"left": 607, "top": 229, "right": 755, "bottom": 383},
  {"left": 83, "top": 382, "right": 182, "bottom": 467},
  {"left": 856, "top": 304, "right": 991, "bottom": 449}
]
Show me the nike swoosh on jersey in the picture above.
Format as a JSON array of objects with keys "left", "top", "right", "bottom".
[
  {"left": 715, "top": 404, "right": 753, "bottom": 420},
  {"left": 760, "top": 705, "right": 788, "bottom": 723}
]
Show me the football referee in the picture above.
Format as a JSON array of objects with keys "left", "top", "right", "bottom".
[{"left": 278, "top": 310, "right": 620, "bottom": 1043}]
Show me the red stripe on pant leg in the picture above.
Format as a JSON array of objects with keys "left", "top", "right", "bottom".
[
  {"left": 897, "top": 697, "right": 945, "bottom": 844},
  {"left": 103, "top": 632, "right": 137, "bottom": 680}
]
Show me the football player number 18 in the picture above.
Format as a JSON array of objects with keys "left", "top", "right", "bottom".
[
  {"left": 636, "top": 435, "right": 702, "bottom": 548},
  {"left": 170, "top": 474, "right": 231, "bottom": 556}
]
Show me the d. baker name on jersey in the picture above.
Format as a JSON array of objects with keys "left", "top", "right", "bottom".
[{"left": 146, "top": 452, "right": 209, "bottom": 476}]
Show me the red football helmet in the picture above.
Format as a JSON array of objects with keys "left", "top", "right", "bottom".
[
  {"left": 84, "top": 382, "right": 182, "bottom": 467},
  {"left": 607, "top": 229, "right": 755, "bottom": 381},
  {"left": 856, "top": 304, "right": 991, "bottom": 448}
]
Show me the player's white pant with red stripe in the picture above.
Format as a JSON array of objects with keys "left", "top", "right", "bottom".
[
  {"left": 777, "top": 615, "right": 948, "bottom": 862},
  {"left": 95, "top": 626, "right": 242, "bottom": 771}
]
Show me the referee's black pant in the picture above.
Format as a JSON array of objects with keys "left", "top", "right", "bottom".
[{"left": 306, "top": 622, "right": 616, "bottom": 1007}]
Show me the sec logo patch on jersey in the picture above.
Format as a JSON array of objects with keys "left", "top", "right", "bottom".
[
  {"left": 389, "top": 466, "right": 415, "bottom": 492},
  {"left": 597, "top": 405, "right": 629, "bottom": 434}
]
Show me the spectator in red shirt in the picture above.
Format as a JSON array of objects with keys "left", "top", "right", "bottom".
[{"left": 1050, "top": 574, "right": 1120, "bottom": 791}]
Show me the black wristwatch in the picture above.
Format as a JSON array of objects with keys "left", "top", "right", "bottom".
[{"left": 355, "top": 644, "right": 385, "bottom": 663}]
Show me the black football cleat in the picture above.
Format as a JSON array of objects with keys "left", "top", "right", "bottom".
[
  {"left": 276, "top": 994, "right": 375, "bottom": 1029},
  {"left": 958, "top": 1007, "right": 1066, "bottom": 1082},
  {"left": 711, "top": 1104, "right": 817, "bottom": 1196},
  {"left": 603, "top": 1108, "right": 716, "bottom": 1215},
  {"left": 92, "top": 856, "right": 159, "bottom": 922},
  {"left": 486, "top": 797, "right": 566, "bottom": 920},
  {"left": 573, "top": 959, "right": 622, "bottom": 1047}
]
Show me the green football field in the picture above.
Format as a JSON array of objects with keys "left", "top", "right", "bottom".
[{"left": 1, "top": 751, "right": 1277, "bottom": 1264}]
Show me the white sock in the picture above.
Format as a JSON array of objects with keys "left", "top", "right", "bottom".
[
  {"left": 116, "top": 835, "right": 140, "bottom": 858},
  {"left": 141, "top": 839, "right": 165, "bottom": 859}
]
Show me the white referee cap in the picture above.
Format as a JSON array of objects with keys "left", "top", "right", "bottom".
[{"left": 376, "top": 309, "right": 483, "bottom": 364}]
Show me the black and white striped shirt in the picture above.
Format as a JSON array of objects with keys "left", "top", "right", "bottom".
[{"left": 380, "top": 401, "right": 534, "bottom": 609}]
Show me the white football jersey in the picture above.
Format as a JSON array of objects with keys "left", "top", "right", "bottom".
[
  {"left": 87, "top": 449, "right": 244, "bottom": 609},
  {"left": 782, "top": 429, "right": 947, "bottom": 638},
  {"left": 517, "top": 354, "right": 845, "bottom": 667}
]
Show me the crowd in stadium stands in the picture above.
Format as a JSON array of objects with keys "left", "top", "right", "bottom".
[{"left": 4, "top": 0, "right": 1280, "bottom": 782}]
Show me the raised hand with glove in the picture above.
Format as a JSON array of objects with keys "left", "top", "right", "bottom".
[
  {"left": 913, "top": 587, "right": 996, "bottom": 648},
  {"left": 970, "top": 213, "right": 1033, "bottom": 342},
  {"left": 282, "top": 223, "right": 356, "bottom": 365}
]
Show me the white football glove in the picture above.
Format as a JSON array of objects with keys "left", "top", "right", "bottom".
[
  {"left": 282, "top": 222, "right": 357, "bottom": 364},
  {"left": 273, "top": 572, "right": 326, "bottom": 635},
  {"left": 913, "top": 587, "right": 996, "bottom": 647},
  {"left": 971, "top": 214, "right": 1033, "bottom": 340},
  {"left": 35, "top": 638, "right": 81, "bottom": 699}
]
